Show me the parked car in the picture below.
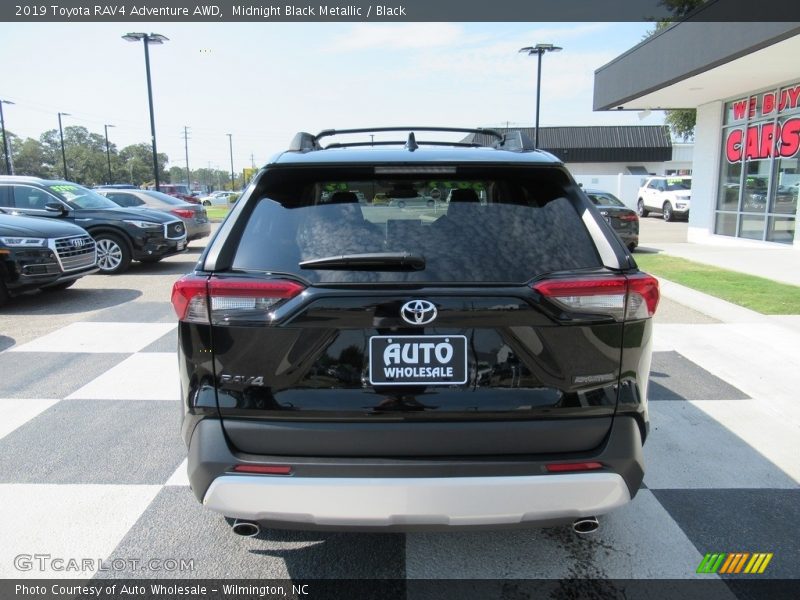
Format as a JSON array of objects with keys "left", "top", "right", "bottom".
[
  {"left": 199, "top": 191, "right": 239, "bottom": 207},
  {"left": 96, "top": 188, "right": 211, "bottom": 242},
  {"left": 156, "top": 184, "right": 200, "bottom": 205},
  {"left": 583, "top": 189, "right": 639, "bottom": 251},
  {"left": 172, "top": 127, "right": 659, "bottom": 536},
  {"left": 0, "top": 177, "right": 187, "bottom": 274},
  {"left": 637, "top": 176, "right": 691, "bottom": 221},
  {"left": 0, "top": 212, "right": 97, "bottom": 306}
]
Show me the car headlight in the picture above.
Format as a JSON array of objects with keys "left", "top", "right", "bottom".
[
  {"left": 0, "top": 237, "right": 47, "bottom": 247},
  {"left": 123, "top": 220, "right": 162, "bottom": 230}
]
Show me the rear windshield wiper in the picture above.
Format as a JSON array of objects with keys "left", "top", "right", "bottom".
[{"left": 299, "top": 252, "right": 425, "bottom": 271}]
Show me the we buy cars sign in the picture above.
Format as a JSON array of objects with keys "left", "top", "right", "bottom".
[{"left": 725, "top": 83, "right": 800, "bottom": 163}]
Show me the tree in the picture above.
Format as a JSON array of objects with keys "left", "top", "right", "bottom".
[
  {"left": 10, "top": 135, "right": 54, "bottom": 178},
  {"left": 118, "top": 143, "right": 169, "bottom": 187}
]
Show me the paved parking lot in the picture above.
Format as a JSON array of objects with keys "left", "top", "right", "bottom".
[{"left": 0, "top": 231, "right": 797, "bottom": 589}]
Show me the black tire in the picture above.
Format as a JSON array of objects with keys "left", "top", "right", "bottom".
[
  {"left": 637, "top": 199, "right": 649, "bottom": 218},
  {"left": 94, "top": 232, "right": 132, "bottom": 274},
  {"left": 44, "top": 280, "right": 76, "bottom": 291},
  {"left": 628, "top": 243, "right": 637, "bottom": 252},
  {"left": 203, "top": 200, "right": 211, "bottom": 206},
  {"left": 663, "top": 201, "right": 674, "bottom": 222}
]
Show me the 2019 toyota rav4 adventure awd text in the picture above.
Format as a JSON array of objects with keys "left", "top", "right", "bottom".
[{"left": 172, "top": 127, "right": 659, "bottom": 535}]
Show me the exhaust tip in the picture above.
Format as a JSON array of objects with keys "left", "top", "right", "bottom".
[
  {"left": 231, "top": 519, "right": 260, "bottom": 537},
  {"left": 572, "top": 516, "right": 599, "bottom": 535}
]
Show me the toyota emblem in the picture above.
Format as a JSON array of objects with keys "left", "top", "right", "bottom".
[{"left": 400, "top": 300, "right": 437, "bottom": 326}]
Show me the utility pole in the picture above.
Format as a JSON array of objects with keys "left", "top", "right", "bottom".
[
  {"left": 226, "top": 133, "right": 234, "bottom": 191},
  {"left": 182, "top": 126, "right": 191, "bottom": 190},
  {"left": 250, "top": 153, "right": 255, "bottom": 169},
  {"left": 58, "top": 112, "right": 70, "bottom": 180},
  {"left": 104, "top": 124, "right": 115, "bottom": 184},
  {"left": 0, "top": 99, "right": 14, "bottom": 175},
  {"left": 518, "top": 43, "right": 563, "bottom": 148}
]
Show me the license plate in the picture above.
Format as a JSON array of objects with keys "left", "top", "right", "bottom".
[{"left": 369, "top": 335, "right": 468, "bottom": 386}]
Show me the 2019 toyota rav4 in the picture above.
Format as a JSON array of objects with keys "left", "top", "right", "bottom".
[{"left": 172, "top": 127, "right": 659, "bottom": 535}]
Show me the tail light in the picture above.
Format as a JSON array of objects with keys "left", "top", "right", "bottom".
[
  {"left": 532, "top": 273, "right": 659, "bottom": 321},
  {"left": 170, "top": 208, "right": 195, "bottom": 219},
  {"left": 619, "top": 213, "right": 638, "bottom": 222},
  {"left": 171, "top": 275, "right": 305, "bottom": 324}
]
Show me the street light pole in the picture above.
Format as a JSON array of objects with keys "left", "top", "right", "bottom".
[
  {"left": 58, "top": 111, "right": 70, "bottom": 179},
  {"left": 104, "top": 124, "right": 115, "bottom": 184},
  {"left": 0, "top": 99, "right": 14, "bottom": 175},
  {"left": 183, "top": 126, "right": 191, "bottom": 190},
  {"left": 227, "top": 133, "right": 235, "bottom": 191},
  {"left": 123, "top": 32, "right": 168, "bottom": 191},
  {"left": 518, "top": 43, "right": 562, "bottom": 148}
]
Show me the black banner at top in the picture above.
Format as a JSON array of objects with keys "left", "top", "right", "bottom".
[{"left": 3, "top": 0, "right": 800, "bottom": 22}]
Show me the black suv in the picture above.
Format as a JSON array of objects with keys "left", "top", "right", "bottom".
[
  {"left": 172, "top": 128, "right": 659, "bottom": 535},
  {"left": 0, "top": 212, "right": 97, "bottom": 306},
  {"left": 0, "top": 177, "right": 187, "bottom": 274}
]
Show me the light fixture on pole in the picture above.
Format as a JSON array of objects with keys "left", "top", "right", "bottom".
[
  {"left": 122, "top": 32, "right": 168, "bottom": 190},
  {"left": 518, "top": 43, "right": 562, "bottom": 148},
  {"left": 0, "top": 99, "right": 14, "bottom": 175},
  {"left": 57, "top": 112, "right": 70, "bottom": 179},
  {"left": 104, "top": 124, "right": 115, "bottom": 184},
  {"left": 226, "top": 133, "right": 235, "bottom": 191}
]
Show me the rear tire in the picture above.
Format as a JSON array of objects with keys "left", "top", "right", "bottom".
[
  {"left": 637, "top": 199, "right": 648, "bottom": 217},
  {"left": 203, "top": 200, "right": 211, "bottom": 206},
  {"left": 663, "top": 202, "right": 674, "bottom": 222},
  {"left": 94, "top": 232, "right": 131, "bottom": 274}
]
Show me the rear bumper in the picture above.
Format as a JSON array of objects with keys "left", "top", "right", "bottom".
[
  {"left": 204, "top": 471, "right": 630, "bottom": 529},
  {"left": 187, "top": 415, "right": 644, "bottom": 530}
]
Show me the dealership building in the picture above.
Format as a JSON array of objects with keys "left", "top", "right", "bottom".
[{"left": 595, "top": 22, "right": 800, "bottom": 247}]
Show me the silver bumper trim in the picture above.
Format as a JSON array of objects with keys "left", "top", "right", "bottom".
[{"left": 203, "top": 472, "right": 631, "bottom": 527}]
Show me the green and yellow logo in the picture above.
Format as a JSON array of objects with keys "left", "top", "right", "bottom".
[{"left": 697, "top": 552, "right": 773, "bottom": 574}]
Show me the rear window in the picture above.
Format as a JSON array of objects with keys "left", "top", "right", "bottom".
[{"left": 232, "top": 168, "right": 601, "bottom": 284}]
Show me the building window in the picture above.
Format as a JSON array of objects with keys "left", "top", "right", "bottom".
[{"left": 716, "top": 82, "right": 800, "bottom": 244}]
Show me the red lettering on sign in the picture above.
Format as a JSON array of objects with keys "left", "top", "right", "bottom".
[
  {"left": 744, "top": 125, "right": 761, "bottom": 160},
  {"left": 726, "top": 117, "right": 800, "bottom": 163},
  {"left": 748, "top": 96, "right": 757, "bottom": 118},
  {"left": 763, "top": 92, "right": 775, "bottom": 115},
  {"left": 780, "top": 118, "right": 800, "bottom": 158},
  {"left": 759, "top": 123, "right": 776, "bottom": 158},
  {"left": 732, "top": 99, "right": 748, "bottom": 121},
  {"left": 726, "top": 128, "right": 743, "bottom": 162}
]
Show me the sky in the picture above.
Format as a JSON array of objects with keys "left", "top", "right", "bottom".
[{"left": 0, "top": 22, "right": 661, "bottom": 175}]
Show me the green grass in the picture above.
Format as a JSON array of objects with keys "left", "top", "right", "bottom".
[
  {"left": 204, "top": 206, "right": 230, "bottom": 221},
  {"left": 634, "top": 253, "right": 800, "bottom": 315}
]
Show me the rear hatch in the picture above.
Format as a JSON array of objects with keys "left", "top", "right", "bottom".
[{"left": 178, "top": 165, "right": 654, "bottom": 458}]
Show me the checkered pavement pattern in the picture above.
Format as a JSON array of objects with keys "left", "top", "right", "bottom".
[{"left": 0, "top": 300, "right": 797, "bottom": 582}]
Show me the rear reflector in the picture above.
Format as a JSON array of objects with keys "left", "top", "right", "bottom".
[
  {"left": 545, "top": 462, "right": 604, "bottom": 473},
  {"left": 532, "top": 274, "right": 659, "bottom": 321},
  {"left": 171, "top": 276, "right": 305, "bottom": 324},
  {"left": 233, "top": 465, "right": 292, "bottom": 475},
  {"left": 619, "top": 213, "right": 638, "bottom": 222}
]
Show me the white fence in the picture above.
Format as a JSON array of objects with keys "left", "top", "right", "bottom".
[{"left": 573, "top": 174, "right": 649, "bottom": 210}]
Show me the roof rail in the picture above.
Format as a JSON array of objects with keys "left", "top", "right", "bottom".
[
  {"left": 493, "top": 129, "right": 537, "bottom": 151},
  {"left": 287, "top": 126, "right": 503, "bottom": 152},
  {"left": 288, "top": 132, "right": 322, "bottom": 152}
]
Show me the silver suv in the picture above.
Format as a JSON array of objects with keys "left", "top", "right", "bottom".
[{"left": 637, "top": 176, "right": 691, "bottom": 222}]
